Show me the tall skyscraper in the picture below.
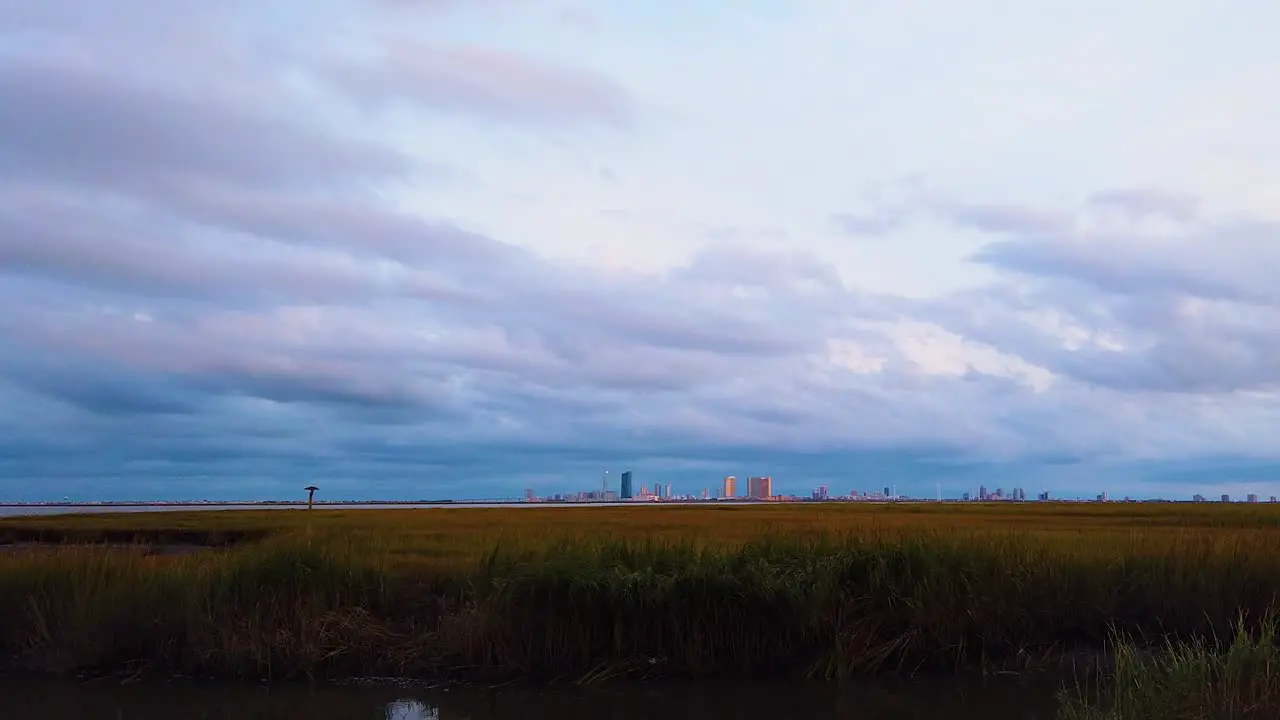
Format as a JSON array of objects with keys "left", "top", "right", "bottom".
[
  {"left": 723, "top": 476, "right": 737, "bottom": 498},
  {"left": 748, "top": 476, "right": 773, "bottom": 500},
  {"left": 664, "top": 483, "right": 672, "bottom": 499},
  {"left": 620, "top": 471, "right": 633, "bottom": 500}
]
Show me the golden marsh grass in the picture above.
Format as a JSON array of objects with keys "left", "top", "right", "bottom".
[{"left": 1, "top": 501, "right": 1278, "bottom": 704}]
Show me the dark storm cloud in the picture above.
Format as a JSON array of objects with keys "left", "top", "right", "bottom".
[{"left": 17, "top": 367, "right": 201, "bottom": 417}]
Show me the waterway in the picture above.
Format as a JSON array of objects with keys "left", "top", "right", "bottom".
[
  {"left": 0, "top": 676, "right": 1068, "bottom": 719},
  {"left": 0, "top": 502, "right": 636, "bottom": 518}
]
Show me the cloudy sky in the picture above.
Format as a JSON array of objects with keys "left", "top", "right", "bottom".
[{"left": 2, "top": 0, "right": 1279, "bottom": 501}]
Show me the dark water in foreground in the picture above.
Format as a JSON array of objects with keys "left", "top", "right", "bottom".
[{"left": 0, "top": 676, "right": 1067, "bottom": 719}]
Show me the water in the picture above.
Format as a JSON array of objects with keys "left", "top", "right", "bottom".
[
  {"left": 0, "top": 676, "right": 1066, "bottom": 719},
  {"left": 0, "top": 503, "right": 626, "bottom": 518}
]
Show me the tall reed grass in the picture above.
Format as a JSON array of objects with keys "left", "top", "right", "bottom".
[
  {"left": 1058, "top": 614, "right": 1280, "bottom": 719},
  {"left": 2, "top": 503, "right": 1279, "bottom": 686}
]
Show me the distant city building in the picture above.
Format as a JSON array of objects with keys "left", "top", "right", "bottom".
[
  {"left": 664, "top": 483, "right": 672, "bottom": 499},
  {"left": 749, "top": 476, "right": 774, "bottom": 500},
  {"left": 1097, "top": 492, "right": 1109, "bottom": 502},
  {"left": 525, "top": 488, "right": 535, "bottom": 502},
  {"left": 723, "top": 476, "right": 737, "bottom": 499},
  {"left": 1222, "top": 494, "right": 1231, "bottom": 503},
  {"left": 979, "top": 485, "right": 988, "bottom": 501},
  {"left": 813, "top": 485, "right": 829, "bottom": 501},
  {"left": 1193, "top": 494, "right": 1206, "bottom": 502},
  {"left": 1248, "top": 493, "right": 1259, "bottom": 503},
  {"left": 962, "top": 492, "right": 971, "bottom": 501},
  {"left": 701, "top": 488, "right": 710, "bottom": 500},
  {"left": 1037, "top": 491, "right": 1051, "bottom": 501},
  {"left": 883, "top": 486, "right": 891, "bottom": 498},
  {"left": 1272, "top": 496, "right": 1278, "bottom": 503},
  {"left": 620, "top": 471, "right": 633, "bottom": 500}
]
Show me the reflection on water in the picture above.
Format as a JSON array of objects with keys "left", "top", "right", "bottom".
[
  {"left": 386, "top": 700, "right": 437, "bottom": 720},
  {"left": 0, "top": 675, "right": 1065, "bottom": 719}
]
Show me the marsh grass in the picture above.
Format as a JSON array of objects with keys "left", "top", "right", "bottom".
[
  {"left": 1058, "top": 614, "right": 1280, "bottom": 719},
  {"left": 1, "top": 503, "right": 1279, "bottom": 689}
]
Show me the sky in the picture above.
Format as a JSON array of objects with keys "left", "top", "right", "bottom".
[{"left": 2, "top": 0, "right": 1280, "bottom": 502}]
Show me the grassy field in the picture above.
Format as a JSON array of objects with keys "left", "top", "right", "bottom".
[{"left": 1, "top": 501, "right": 1279, "bottom": 715}]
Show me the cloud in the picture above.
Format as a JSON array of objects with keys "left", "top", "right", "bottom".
[
  {"left": 1, "top": 0, "right": 1278, "bottom": 501},
  {"left": 973, "top": 220, "right": 1280, "bottom": 303},
  {"left": 949, "top": 203, "right": 1280, "bottom": 395},
  {"left": 328, "top": 45, "right": 635, "bottom": 127},
  {"left": 1086, "top": 188, "right": 1201, "bottom": 221},
  {"left": 831, "top": 211, "right": 906, "bottom": 237},
  {"left": 0, "top": 62, "right": 407, "bottom": 193},
  {"left": 942, "top": 202, "right": 1072, "bottom": 236}
]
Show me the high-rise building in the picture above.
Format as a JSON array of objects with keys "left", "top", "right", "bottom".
[
  {"left": 1222, "top": 494, "right": 1231, "bottom": 503},
  {"left": 1193, "top": 494, "right": 1206, "bottom": 502},
  {"left": 664, "top": 483, "right": 672, "bottom": 499},
  {"left": 525, "top": 488, "right": 535, "bottom": 502},
  {"left": 813, "top": 485, "right": 829, "bottom": 501},
  {"left": 620, "top": 471, "right": 633, "bottom": 500},
  {"left": 978, "top": 485, "right": 988, "bottom": 501},
  {"left": 1248, "top": 493, "right": 1259, "bottom": 503},
  {"left": 749, "top": 476, "right": 773, "bottom": 500},
  {"left": 723, "top": 476, "right": 737, "bottom": 499}
]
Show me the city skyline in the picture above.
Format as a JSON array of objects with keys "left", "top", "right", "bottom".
[{"left": 512, "top": 469, "right": 1276, "bottom": 506}]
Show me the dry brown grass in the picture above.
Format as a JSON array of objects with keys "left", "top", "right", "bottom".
[{"left": 2, "top": 501, "right": 1279, "bottom": 687}]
